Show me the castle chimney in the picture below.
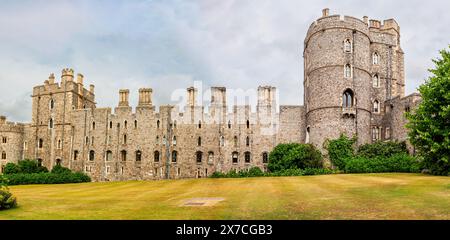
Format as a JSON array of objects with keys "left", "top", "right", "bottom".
[
  {"left": 258, "top": 86, "right": 277, "bottom": 107},
  {"left": 322, "top": 8, "right": 329, "bottom": 17},
  {"left": 89, "top": 84, "right": 95, "bottom": 93},
  {"left": 0, "top": 116, "right": 6, "bottom": 125},
  {"left": 61, "top": 68, "right": 74, "bottom": 82},
  {"left": 77, "top": 73, "right": 84, "bottom": 85},
  {"left": 138, "top": 88, "right": 152, "bottom": 107},
  {"left": 49, "top": 73, "right": 55, "bottom": 84},
  {"left": 187, "top": 87, "right": 197, "bottom": 107},
  {"left": 363, "top": 16, "right": 368, "bottom": 24},
  {"left": 119, "top": 89, "right": 129, "bottom": 107}
]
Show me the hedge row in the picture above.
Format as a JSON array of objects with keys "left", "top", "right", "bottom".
[
  {"left": 210, "top": 167, "right": 337, "bottom": 178},
  {"left": 4, "top": 172, "right": 91, "bottom": 185},
  {"left": 344, "top": 153, "right": 421, "bottom": 174}
]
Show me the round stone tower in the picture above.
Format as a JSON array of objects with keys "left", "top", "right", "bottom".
[{"left": 304, "top": 8, "right": 372, "bottom": 150}]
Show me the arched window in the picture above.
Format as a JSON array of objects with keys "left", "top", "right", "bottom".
[
  {"left": 244, "top": 151, "right": 251, "bottom": 163},
  {"left": 305, "top": 126, "right": 310, "bottom": 144},
  {"left": 123, "top": 134, "right": 127, "bottom": 144},
  {"left": 197, "top": 137, "right": 201, "bottom": 146},
  {"left": 198, "top": 120, "right": 202, "bottom": 129},
  {"left": 172, "top": 150, "right": 177, "bottom": 163},
  {"left": 49, "top": 118, "right": 54, "bottom": 129},
  {"left": 344, "top": 39, "right": 352, "bottom": 53},
  {"left": 372, "top": 127, "right": 380, "bottom": 141},
  {"left": 228, "top": 120, "right": 231, "bottom": 129},
  {"left": 173, "top": 136, "right": 177, "bottom": 146},
  {"left": 343, "top": 89, "right": 354, "bottom": 108},
  {"left": 73, "top": 150, "right": 79, "bottom": 160},
  {"left": 124, "top": 121, "right": 127, "bottom": 129},
  {"left": 154, "top": 151, "right": 160, "bottom": 162},
  {"left": 157, "top": 120, "right": 160, "bottom": 128},
  {"left": 246, "top": 120, "right": 250, "bottom": 129},
  {"left": 134, "top": 120, "right": 138, "bottom": 129},
  {"left": 372, "top": 52, "right": 379, "bottom": 65},
  {"left": 373, "top": 74, "right": 380, "bottom": 88},
  {"left": 220, "top": 136, "right": 225, "bottom": 147},
  {"left": 38, "top": 139, "right": 44, "bottom": 148},
  {"left": 57, "top": 139, "right": 61, "bottom": 149},
  {"left": 49, "top": 99, "right": 55, "bottom": 110},
  {"left": 92, "top": 122, "right": 95, "bottom": 130},
  {"left": 344, "top": 64, "right": 352, "bottom": 78},
  {"left": 232, "top": 152, "right": 239, "bottom": 164},
  {"left": 106, "top": 150, "right": 112, "bottom": 161},
  {"left": 373, "top": 100, "right": 380, "bottom": 113},
  {"left": 246, "top": 136, "right": 250, "bottom": 146},
  {"left": 56, "top": 159, "right": 61, "bottom": 166},
  {"left": 89, "top": 150, "right": 95, "bottom": 161},
  {"left": 156, "top": 136, "right": 160, "bottom": 145},
  {"left": 234, "top": 136, "right": 238, "bottom": 147},
  {"left": 196, "top": 151, "right": 203, "bottom": 163},
  {"left": 1, "top": 151, "right": 6, "bottom": 160},
  {"left": 37, "top": 159, "right": 43, "bottom": 167},
  {"left": 136, "top": 150, "right": 142, "bottom": 161},
  {"left": 121, "top": 150, "right": 127, "bottom": 161},
  {"left": 208, "top": 151, "right": 214, "bottom": 163},
  {"left": 262, "top": 152, "right": 268, "bottom": 164}
]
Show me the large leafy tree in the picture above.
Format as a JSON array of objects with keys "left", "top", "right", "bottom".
[
  {"left": 407, "top": 46, "right": 450, "bottom": 175},
  {"left": 268, "top": 143, "right": 323, "bottom": 172}
]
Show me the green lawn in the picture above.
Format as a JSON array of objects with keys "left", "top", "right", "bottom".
[{"left": 1, "top": 173, "right": 449, "bottom": 220}]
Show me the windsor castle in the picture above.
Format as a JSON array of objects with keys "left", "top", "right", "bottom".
[{"left": 0, "top": 9, "right": 422, "bottom": 181}]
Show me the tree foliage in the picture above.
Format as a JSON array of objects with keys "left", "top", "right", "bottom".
[
  {"left": 357, "top": 141, "right": 408, "bottom": 159},
  {"left": 268, "top": 143, "right": 323, "bottom": 172},
  {"left": 407, "top": 46, "right": 450, "bottom": 175}
]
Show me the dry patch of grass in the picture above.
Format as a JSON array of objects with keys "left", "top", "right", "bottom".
[{"left": 1, "top": 173, "right": 449, "bottom": 220}]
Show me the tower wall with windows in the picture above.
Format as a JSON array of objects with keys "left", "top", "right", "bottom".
[
  {"left": 304, "top": 10, "right": 373, "bottom": 150},
  {"left": 0, "top": 116, "right": 25, "bottom": 173}
]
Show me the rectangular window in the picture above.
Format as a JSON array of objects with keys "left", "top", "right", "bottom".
[{"left": 2, "top": 137, "right": 6, "bottom": 143}]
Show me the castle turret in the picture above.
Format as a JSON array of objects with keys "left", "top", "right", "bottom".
[
  {"left": 211, "top": 87, "right": 226, "bottom": 107},
  {"left": 187, "top": 87, "right": 197, "bottom": 107},
  {"left": 304, "top": 8, "right": 372, "bottom": 149},
  {"left": 61, "top": 68, "right": 74, "bottom": 82}
]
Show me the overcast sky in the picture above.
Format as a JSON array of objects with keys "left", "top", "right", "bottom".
[{"left": 0, "top": 0, "right": 449, "bottom": 122}]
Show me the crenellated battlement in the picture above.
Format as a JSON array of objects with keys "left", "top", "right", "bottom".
[{"left": 0, "top": 116, "right": 25, "bottom": 133}]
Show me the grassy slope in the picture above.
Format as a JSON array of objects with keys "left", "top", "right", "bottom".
[{"left": 1, "top": 173, "right": 449, "bottom": 220}]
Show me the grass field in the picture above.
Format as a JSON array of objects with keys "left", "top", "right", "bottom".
[{"left": 1, "top": 173, "right": 449, "bottom": 220}]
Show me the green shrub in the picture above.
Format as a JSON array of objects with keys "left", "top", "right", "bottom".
[
  {"left": 51, "top": 165, "right": 72, "bottom": 175},
  {"left": 5, "top": 172, "right": 91, "bottom": 185},
  {"left": 344, "top": 153, "right": 421, "bottom": 174},
  {"left": 357, "top": 141, "right": 408, "bottom": 159},
  {"left": 324, "top": 134, "right": 356, "bottom": 170},
  {"left": 210, "top": 168, "right": 336, "bottom": 178},
  {"left": 268, "top": 143, "right": 323, "bottom": 172},
  {"left": 0, "top": 188, "right": 17, "bottom": 210},
  {"left": 3, "top": 163, "right": 20, "bottom": 174}
]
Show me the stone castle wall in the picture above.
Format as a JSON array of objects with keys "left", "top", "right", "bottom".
[{"left": 0, "top": 9, "right": 420, "bottom": 179}]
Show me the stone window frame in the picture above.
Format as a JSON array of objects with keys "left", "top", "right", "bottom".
[
  {"left": 2, "top": 136, "right": 7, "bottom": 144},
  {"left": 38, "top": 139, "right": 44, "bottom": 148},
  {"left": 342, "top": 89, "right": 355, "bottom": 108},
  {"left": 344, "top": 64, "right": 353, "bottom": 79},
  {"left": 106, "top": 150, "right": 112, "bottom": 161},
  {"left": 244, "top": 151, "right": 251, "bottom": 163},
  {"left": 136, "top": 150, "right": 142, "bottom": 162},
  {"left": 232, "top": 151, "right": 239, "bottom": 164},
  {"left": 121, "top": 150, "right": 127, "bottom": 161},
  {"left": 1, "top": 151, "right": 6, "bottom": 160},
  {"left": 172, "top": 136, "right": 177, "bottom": 146},
  {"left": 171, "top": 150, "right": 177, "bottom": 163},
  {"left": 196, "top": 151, "right": 203, "bottom": 163},
  {"left": 372, "top": 52, "right": 380, "bottom": 65},
  {"left": 372, "top": 126, "right": 381, "bottom": 142},
  {"left": 262, "top": 152, "right": 269, "bottom": 164},
  {"left": 89, "top": 150, "right": 95, "bottom": 161},
  {"left": 154, "top": 151, "right": 160, "bottom": 162},
  {"left": 73, "top": 150, "right": 79, "bottom": 160},
  {"left": 208, "top": 151, "right": 214, "bottom": 164},
  {"left": 373, "top": 100, "right": 380, "bottom": 113},
  {"left": 246, "top": 136, "right": 250, "bottom": 146},
  {"left": 49, "top": 99, "right": 55, "bottom": 110},
  {"left": 344, "top": 39, "right": 352, "bottom": 53},
  {"left": 197, "top": 136, "right": 202, "bottom": 146},
  {"left": 49, "top": 118, "right": 54, "bottom": 129},
  {"left": 372, "top": 74, "right": 380, "bottom": 88}
]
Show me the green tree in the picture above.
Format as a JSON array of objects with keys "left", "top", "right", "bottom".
[
  {"left": 324, "top": 134, "right": 356, "bottom": 170},
  {"left": 407, "top": 46, "right": 450, "bottom": 175},
  {"left": 268, "top": 143, "right": 323, "bottom": 172}
]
